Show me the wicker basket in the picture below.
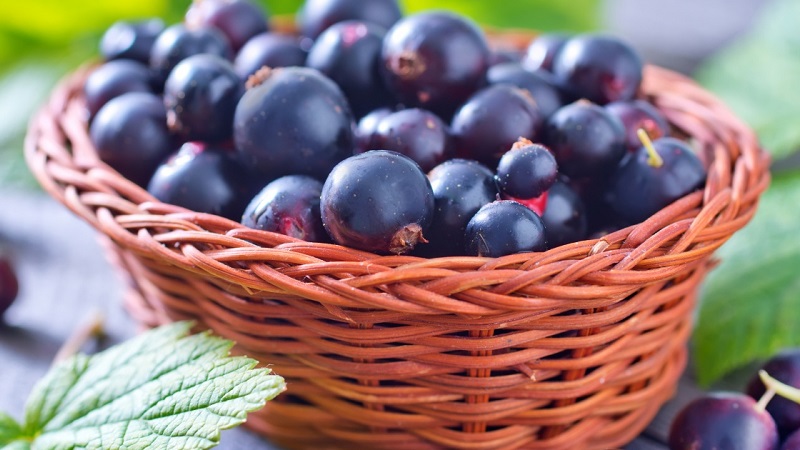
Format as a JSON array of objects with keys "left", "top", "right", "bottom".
[{"left": 25, "top": 36, "right": 769, "bottom": 448}]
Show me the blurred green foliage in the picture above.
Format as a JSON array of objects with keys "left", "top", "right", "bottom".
[{"left": 0, "top": 0, "right": 598, "bottom": 188}]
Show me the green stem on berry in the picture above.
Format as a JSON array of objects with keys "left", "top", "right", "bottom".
[
  {"left": 637, "top": 128, "right": 663, "bottom": 168},
  {"left": 757, "top": 369, "right": 800, "bottom": 411}
]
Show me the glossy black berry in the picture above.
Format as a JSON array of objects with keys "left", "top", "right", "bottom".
[
  {"left": 495, "top": 141, "right": 558, "bottom": 199},
  {"left": 163, "top": 54, "right": 243, "bottom": 142},
  {"left": 465, "top": 200, "right": 547, "bottom": 257},
  {"left": 381, "top": 11, "right": 490, "bottom": 118},
  {"left": 147, "top": 142, "right": 261, "bottom": 221},
  {"left": 149, "top": 24, "right": 232, "bottom": 83},
  {"left": 425, "top": 159, "right": 497, "bottom": 257},
  {"left": 605, "top": 99, "right": 670, "bottom": 151},
  {"left": 306, "top": 21, "right": 393, "bottom": 118},
  {"left": 544, "top": 100, "right": 626, "bottom": 179},
  {"left": 452, "top": 84, "right": 542, "bottom": 166},
  {"left": 186, "top": 0, "right": 269, "bottom": 52},
  {"left": 100, "top": 19, "right": 165, "bottom": 63},
  {"left": 747, "top": 350, "right": 800, "bottom": 439},
  {"left": 488, "top": 49, "right": 521, "bottom": 67},
  {"left": 605, "top": 137, "right": 706, "bottom": 224},
  {"left": 298, "top": 0, "right": 402, "bottom": 39},
  {"left": 552, "top": 34, "right": 643, "bottom": 105},
  {"left": 783, "top": 429, "right": 800, "bottom": 450},
  {"left": 355, "top": 107, "right": 393, "bottom": 152},
  {"left": 234, "top": 67, "right": 355, "bottom": 180},
  {"left": 367, "top": 108, "right": 451, "bottom": 172},
  {"left": 321, "top": 150, "right": 434, "bottom": 254},
  {"left": 234, "top": 33, "right": 307, "bottom": 80},
  {"left": 486, "top": 62, "right": 564, "bottom": 118},
  {"left": 522, "top": 33, "right": 567, "bottom": 73},
  {"left": 542, "top": 180, "right": 587, "bottom": 247},
  {"left": 90, "top": 92, "right": 173, "bottom": 187},
  {"left": 668, "top": 393, "right": 779, "bottom": 450},
  {"left": 242, "top": 175, "right": 328, "bottom": 242},
  {"left": 0, "top": 255, "right": 18, "bottom": 319},
  {"left": 84, "top": 60, "right": 154, "bottom": 119}
]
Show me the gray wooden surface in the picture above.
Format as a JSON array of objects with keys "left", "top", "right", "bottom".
[{"left": 0, "top": 188, "right": 705, "bottom": 449}]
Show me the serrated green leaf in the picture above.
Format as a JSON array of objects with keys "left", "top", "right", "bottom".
[
  {"left": 694, "top": 171, "right": 800, "bottom": 386},
  {"left": 6, "top": 321, "right": 284, "bottom": 450},
  {"left": 0, "top": 413, "right": 23, "bottom": 446},
  {"left": 695, "top": 0, "right": 800, "bottom": 159}
]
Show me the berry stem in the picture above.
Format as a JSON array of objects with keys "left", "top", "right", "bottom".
[
  {"left": 637, "top": 128, "right": 663, "bottom": 168},
  {"left": 758, "top": 369, "right": 800, "bottom": 410}
]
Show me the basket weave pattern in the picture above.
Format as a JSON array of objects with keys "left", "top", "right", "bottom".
[{"left": 25, "top": 63, "right": 769, "bottom": 449}]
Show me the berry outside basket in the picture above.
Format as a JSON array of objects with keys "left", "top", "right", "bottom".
[{"left": 25, "top": 30, "right": 769, "bottom": 449}]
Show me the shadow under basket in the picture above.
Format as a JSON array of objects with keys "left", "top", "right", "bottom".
[{"left": 26, "top": 56, "right": 769, "bottom": 449}]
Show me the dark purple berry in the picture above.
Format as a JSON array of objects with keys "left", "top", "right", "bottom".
[
  {"left": 783, "top": 429, "right": 800, "bottom": 450},
  {"left": 306, "top": 21, "right": 393, "bottom": 117},
  {"left": 425, "top": 159, "right": 497, "bottom": 257},
  {"left": 298, "top": 0, "right": 402, "bottom": 39},
  {"left": 381, "top": 12, "right": 490, "bottom": 118},
  {"left": 0, "top": 255, "right": 18, "bottom": 318},
  {"left": 552, "top": 34, "right": 643, "bottom": 105},
  {"left": 746, "top": 350, "right": 800, "bottom": 439},
  {"left": 242, "top": 175, "right": 328, "bottom": 242},
  {"left": 452, "top": 84, "right": 542, "bottom": 166},
  {"left": 355, "top": 107, "right": 393, "bottom": 152},
  {"left": 100, "top": 19, "right": 165, "bottom": 63},
  {"left": 234, "top": 33, "right": 307, "bottom": 80},
  {"left": 486, "top": 62, "right": 564, "bottom": 117},
  {"left": 321, "top": 150, "right": 434, "bottom": 254},
  {"left": 186, "top": 0, "right": 269, "bottom": 52},
  {"left": 668, "top": 393, "right": 779, "bottom": 450},
  {"left": 149, "top": 24, "right": 232, "bottom": 83},
  {"left": 605, "top": 137, "right": 706, "bottom": 224},
  {"left": 84, "top": 60, "right": 154, "bottom": 119},
  {"left": 90, "top": 92, "right": 173, "bottom": 187},
  {"left": 147, "top": 142, "right": 261, "bottom": 221},
  {"left": 542, "top": 180, "right": 587, "bottom": 247},
  {"left": 495, "top": 141, "right": 557, "bottom": 199},
  {"left": 605, "top": 99, "right": 670, "bottom": 151},
  {"left": 522, "top": 33, "right": 567, "bottom": 73},
  {"left": 367, "top": 109, "right": 451, "bottom": 172},
  {"left": 488, "top": 49, "right": 521, "bottom": 67},
  {"left": 465, "top": 200, "right": 547, "bottom": 257},
  {"left": 234, "top": 67, "right": 355, "bottom": 180},
  {"left": 544, "top": 100, "right": 626, "bottom": 179},
  {"left": 163, "top": 54, "right": 243, "bottom": 142}
]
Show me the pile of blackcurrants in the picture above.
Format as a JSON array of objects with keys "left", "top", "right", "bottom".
[
  {"left": 670, "top": 351, "right": 800, "bottom": 450},
  {"left": 87, "top": 0, "right": 707, "bottom": 257}
]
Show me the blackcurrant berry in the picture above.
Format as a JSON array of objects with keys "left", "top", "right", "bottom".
[
  {"left": 605, "top": 99, "right": 670, "bottom": 152},
  {"left": 668, "top": 392, "right": 779, "bottom": 450},
  {"left": 242, "top": 175, "right": 328, "bottom": 242},
  {"left": 83, "top": 60, "right": 155, "bottom": 119},
  {"left": 541, "top": 180, "right": 588, "bottom": 247},
  {"left": 495, "top": 140, "right": 558, "bottom": 200},
  {"left": 100, "top": 19, "right": 165, "bottom": 64},
  {"left": 381, "top": 11, "right": 490, "bottom": 118},
  {"left": 425, "top": 159, "right": 497, "bottom": 257},
  {"left": 298, "top": 0, "right": 402, "bottom": 39},
  {"left": 605, "top": 134, "right": 706, "bottom": 224},
  {"left": 522, "top": 33, "right": 567, "bottom": 73},
  {"left": 163, "top": 54, "right": 243, "bottom": 142},
  {"left": 783, "top": 429, "right": 800, "bottom": 450},
  {"left": 320, "top": 150, "right": 434, "bottom": 254},
  {"left": 367, "top": 108, "right": 451, "bottom": 172},
  {"left": 465, "top": 200, "right": 547, "bottom": 257},
  {"left": 747, "top": 350, "right": 800, "bottom": 439},
  {"left": 0, "top": 255, "right": 18, "bottom": 319},
  {"left": 306, "top": 21, "right": 394, "bottom": 118},
  {"left": 147, "top": 142, "right": 262, "bottom": 221},
  {"left": 544, "top": 100, "right": 626, "bottom": 179},
  {"left": 234, "top": 33, "right": 307, "bottom": 81},
  {"left": 486, "top": 62, "right": 564, "bottom": 118},
  {"left": 234, "top": 67, "right": 355, "bottom": 180},
  {"left": 552, "top": 34, "right": 643, "bottom": 105},
  {"left": 90, "top": 92, "right": 173, "bottom": 187},
  {"left": 355, "top": 107, "right": 393, "bottom": 152},
  {"left": 186, "top": 0, "right": 269, "bottom": 52},
  {"left": 452, "top": 84, "right": 542, "bottom": 166},
  {"left": 150, "top": 24, "right": 232, "bottom": 83}
]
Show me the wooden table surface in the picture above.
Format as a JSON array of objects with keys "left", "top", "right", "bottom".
[{"left": 0, "top": 188, "right": 705, "bottom": 449}]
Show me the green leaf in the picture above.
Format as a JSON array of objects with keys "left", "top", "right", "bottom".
[
  {"left": 695, "top": 0, "right": 800, "bottom": 159},
  {"left": 4, "top": 322, "right": 285, "bottom": 450},
  {"left": 0, "top": 413, "right": 23, "bottom": 446},
  {"left": 694, "top": 171, "right": 800, "bottom": 386}
]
